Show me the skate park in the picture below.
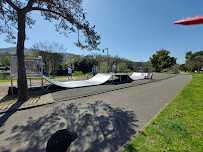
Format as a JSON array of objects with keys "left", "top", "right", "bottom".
[
  {"left": 0, "top": 57, "right": 189, "bottom": 152},
  {"left": 0, "top": 54, "right": 196, "bottom": 152},
  {"left": 0, "top": 72, "right": 192, "bottom": 152},
  {"left": 0, "top": 58, "right": 196, "bottom": 152},
  {"left": 0, "top": 0, "right": 202, "bottom": 151}
]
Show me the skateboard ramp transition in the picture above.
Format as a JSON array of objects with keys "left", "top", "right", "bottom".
[
  {"left": 43, "top": 72, "right": 148, "bottom": 88},
  {"left": 43, "top": 73, "right": 113, "bottom": 88}
]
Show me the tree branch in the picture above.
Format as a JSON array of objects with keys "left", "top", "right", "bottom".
[
  {"left": 31, "top": 7, "right": 65, "bottom": 17},
  {"left": 26, "top": 0, "right": 36, "bottom": 8},
  {"left": 24, "top": 0, "right": 36, "bottom": 12},
  {"left": 39, "top": 0, "right": 56, "bottom": 5},
  {"left": 4, "top": 0, "right": 19, "bottom": 11},
  {"left": 30, "top": 7, "right": 76, "bottom": 24}
]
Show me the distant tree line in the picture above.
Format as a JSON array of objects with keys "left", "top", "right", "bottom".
[
  {"left": 28, "top": 42, "right": 151, "bottom": 76},
  {"left": 29, "top": 52, "right": 151, "bottom": 76}
]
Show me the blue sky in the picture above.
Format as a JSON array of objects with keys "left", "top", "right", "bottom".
[{"left": 1, "top": 0, "right": 203, "bottom": 64}]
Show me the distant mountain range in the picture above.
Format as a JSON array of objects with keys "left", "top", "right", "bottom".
[{"left": 0, "top": 47, "right": 32, "bottom": 55}]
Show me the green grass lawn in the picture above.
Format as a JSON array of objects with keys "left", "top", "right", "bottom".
[{"left": 123, "top": 73, "right": 203, "bottom": 152}]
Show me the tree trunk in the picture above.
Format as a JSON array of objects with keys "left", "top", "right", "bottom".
[{"left": 17, "top": 11, "right": 28, "bottom": 101}]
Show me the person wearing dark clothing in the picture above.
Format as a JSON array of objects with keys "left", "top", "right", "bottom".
[
  {"left": 46, "top": 129, "right": 77, "bottom": 152},
  {"left": 92, "top": 65, "right": 96, "bottom": 76}
]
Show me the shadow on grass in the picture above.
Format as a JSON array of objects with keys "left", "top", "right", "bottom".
[{"left": 1, "top": 100, "right": 138, "bottom": 152}]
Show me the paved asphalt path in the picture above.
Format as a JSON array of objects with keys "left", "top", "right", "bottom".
[{"left": 0, "top": 74, "right": 191, "bottom": 152}]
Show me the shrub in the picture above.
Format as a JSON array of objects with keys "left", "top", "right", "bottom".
[{"left": 73, "top": 71, "right": 83, "bottom": 76}]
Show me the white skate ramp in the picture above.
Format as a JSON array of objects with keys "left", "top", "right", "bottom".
[
  {"left": 43, "top": 73, "right": 113, "bottom": 88},
  {"left": 130, "top": 72, "right": 148, "bottom": 80}
]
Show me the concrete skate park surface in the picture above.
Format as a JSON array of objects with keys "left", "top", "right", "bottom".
[{"left": 0, "top": 73, "right": 191, "bottom": 152}]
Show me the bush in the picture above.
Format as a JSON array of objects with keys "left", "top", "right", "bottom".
[
  {"left": 73, "top": 71, "right": 83, "bottom": 76},
  {"left": 126, "top": 69, "right": 133, "bottom": 73},
  {"left": 0, "top": 73, "right": 10, "bottom": 80},
  {"left": 117, "top": 62, "right": 127, "bottom": 73}
]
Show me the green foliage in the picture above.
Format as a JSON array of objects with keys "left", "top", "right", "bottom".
[
  {"left": 0, "top": 73, "right": 10, "bottom": 80},
  {"left": 117, "top": 62, "right": 128, "bottom": 73},
  {"left": 184, "top": 51, "right": 203, "bottom": 72},
  {"left": 124, "top": 73, "right": 203, "bottom": 152},
  {"left": 164, "top": 64, "right": 180, "bottom": 74},
  {"left": 3, "top": 56, "right": 10, "bottom": 68},
  {"left": 99, "top": 62, "right": 108, "bottom": 73},
  {"left": 30, "top": 42, "right": 66, "bottom": 76},
  {"left": 126, "top": 69, "right": 133, "bottom": 73},
  {"left": 72, "top": 71, "right": 83, "bottom": 76},
  {"left": 150, "top": 49, "right": 177, "bottom": 72},
  {"left": 29, "top": 48, "right": 151, "bottom": 75},
  {"left": 185, "top": 51, "right": 193, "bottom": 61},
  {"left": 65, "top": 53, "right": 82, "bottom": 67},
  {"left": 64, "top": 54, "right": 150, "bottom": 74}
]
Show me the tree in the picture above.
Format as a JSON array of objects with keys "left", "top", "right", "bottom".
[
  {"left": 99, "top": 62, "right": 108, "bottom": 73},
  {"left": 117, "top": 62, "right": 127, "bottom": 73},
  {"left": 184, "top": 51, "right": 203, "bottom": 72},
  {"left": 77, "top": 55, "right": 96, "bottom": 74},
  {"left": 50, "top": 53, "right": 64, "bottom": 76},
  {"left": 150, "top": 49, "right": 177, "bottom": 72},
  {"left": 3, "top": 56, "right": 10, "bottom": 68},
  {"left": 31, "top": 41, "right": 66, "bottom": 75},
  {"left": 185, "top": 51, "right": 192, "bottom": 61},
  {"left": 65, "top": 53, "right": 82, "bottom": 69},
  {"left": 0, "top": 0, "right": 100, "bottom": 101}
]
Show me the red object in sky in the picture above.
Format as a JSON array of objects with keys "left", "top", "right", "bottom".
[{"left": 173, "top": 15, "right": 203, "bottom": 25}]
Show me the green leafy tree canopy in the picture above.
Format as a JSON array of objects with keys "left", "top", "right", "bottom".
[
  {"left": 184, "top": 51, "right": 203, "bottom": 72},
  {"left": 3, "top": 56, "right": 10, "bottom": 67},
  {"left": 150, "top": 49, "right": 177, "bottom": 72}
]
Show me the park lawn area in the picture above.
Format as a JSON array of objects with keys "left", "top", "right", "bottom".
[{"left": 123, "top": 73, "right": 203, "bottom": 152}]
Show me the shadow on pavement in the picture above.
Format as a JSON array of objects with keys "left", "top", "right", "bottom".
[
  {"left": 1, "top": 100, "right": 138, "bottom": 152},
  {"left": 0, "top": 100, "right": 24, "bottom": 127}
]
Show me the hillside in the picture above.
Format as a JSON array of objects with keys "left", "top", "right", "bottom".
[{"left": 0, "top": 47, "right": 32, "bottom": 55}]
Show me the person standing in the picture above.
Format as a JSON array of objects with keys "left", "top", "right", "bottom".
[
  {"left": 68, "top": 66, "right": 73, "bottom": 80},
  {"left": 150, "top": 72, "right": 153, "bottom": 80},
  {"left": 139, "top": 67, "right": 143, "bottom": 73},
  {"left": 37, "top": 56, "right": 45, "bottom": 74},
  {"left": 92, "top": 65, "right": 96, "bottom": 76},
  {"left": 112, "top": 63, "right": 117, "bottom": 74}
]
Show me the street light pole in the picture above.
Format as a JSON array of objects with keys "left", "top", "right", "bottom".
[{"left": 103, "top": 48, "right": 109, "bottom": 73}]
